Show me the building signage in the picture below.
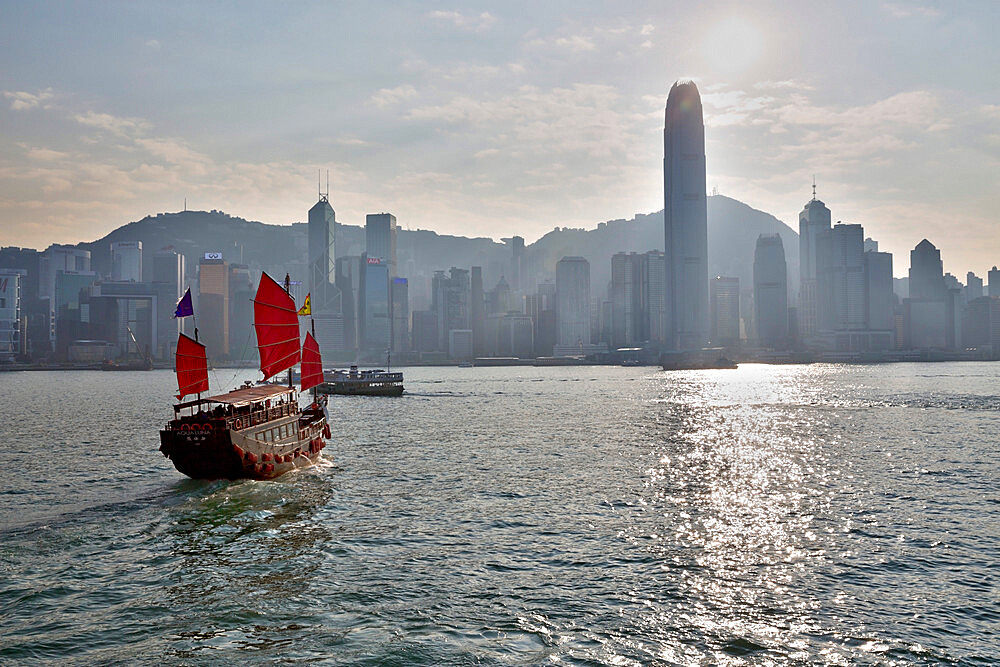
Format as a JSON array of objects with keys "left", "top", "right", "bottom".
[
  {"left": 366, "top": 257, "right": 382, "bottom": 265},
  {"left": 204, "top": 252, "right": 223, "bottom": 260}
]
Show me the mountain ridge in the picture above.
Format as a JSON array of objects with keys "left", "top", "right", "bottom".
[{"left": 77, "top": 194, "right": 800, "bottom": 298}]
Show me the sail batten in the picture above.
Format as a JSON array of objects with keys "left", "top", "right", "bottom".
[
  {"left": 300, "top": 332, "right": 323, "bottom": 392},
  {"left": 253, "top": 272, "right": 301, "bottom": 380},
  {"left": 175, "top": 333, "right": 209, "bottom": 399}
]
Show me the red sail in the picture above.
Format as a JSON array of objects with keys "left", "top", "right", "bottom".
[
  {"left": 300, "top": 332, "right": 323, "bottom": 392},
  {"left": 175, "top": 333, "right": 209, "bottom": 399},
  {"left": 253, "top": 272, "right": 301, "bottom": 380}
]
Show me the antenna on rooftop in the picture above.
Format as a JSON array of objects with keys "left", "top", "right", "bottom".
[
  {"left": 318, "top": 169, "right": 329, "bottom": 203},
  {"left": 812, "top": 175, "right": 817, "bottom": 201}
]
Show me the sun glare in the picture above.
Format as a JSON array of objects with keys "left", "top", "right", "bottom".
[{"left": 703, "top": 15, "right": 764, "bottom": 77}]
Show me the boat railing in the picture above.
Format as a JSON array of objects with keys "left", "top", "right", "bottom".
[{"left": 168, "top": 402, "right": 299, "bottom": 431}]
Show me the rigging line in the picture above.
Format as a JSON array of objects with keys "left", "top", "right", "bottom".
[{"left": 224, "top": 326, "right": 256, "bottom": 391}]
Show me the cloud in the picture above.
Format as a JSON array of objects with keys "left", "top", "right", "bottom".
[
  {"left": 370, "top": 84, "right": 418, "bottom": 108},
  {"left": 555, "top": 35, "right": 596, "bottom": 52},
  {"left": 427, "top": 10, "right": 496, "bottom": 32},
  {"left": 4, "top": 88, "right": 55, "bottom": 111},
  {"left": 74, "top": 111, "right": 150, "bottom": 136},
  {"left": 881, "top": 2, "right": 941, "bottom": 18},
  {"left": 640, "top": 24, "right": 654, "bottom": 36}
]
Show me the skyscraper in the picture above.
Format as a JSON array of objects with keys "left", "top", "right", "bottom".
[
  {"left": 827, "top": 223, "right": 867, "bottom": 331},
  {"left": 663, "top": 79, "right": 708, "bottom": 350},
  {"left": 909, "top": 240, "right": 945, "bottom": 301},
  {"left": 470, "top": 266, "right": 485, "bottom": 356},
  {"left": 198, "top": 255, "right": 229, "bottom": 357},
  {"left": 432, "top": 268, "right": 470, "bottom": 353},
  {"left": 798, "top": 189, "right": 832, "bottom": 339},
  {"left": 989, "top": 266, "right": 1000, "bottom": 298},
  {"left": 391, "top": 277, "right": 409, "bottom": 354},
  {"left": 753, "top": 234, "right": 788, "bottom": 348},
  {"left": 0, "top": 270, "right": 25, "bottom": 360},
  {"left": 111, "top": 241, "right": 142, "bottom": 282},
  {"left": 508, "top": 236, "right": 525, "bottom": 292},
  {"left": 610, "top": 252, "right": 650, "bottom": 348},
  {"left": 365, "top": 213, "right": 397, "bottom": 277},
  {"left": 710, "top": 276, "right": 740, "bottom": 346},
  {"left": 865, "top": 249, "right": 894, "bottom": 333},
  {"left": 359, "top": 254, "right": 390, "bottom": 352},
  {"left": 555, "top": 256, "right": 591, "bottom": 349},
  {"left": 153, "top": 248, "right": 185, "bottom": 336},
  {"left": 966, "top": 271, "right": 983, "bottom": 301},
  {"left": 308, "top": 192, "right": 338, "bottom": 313}
]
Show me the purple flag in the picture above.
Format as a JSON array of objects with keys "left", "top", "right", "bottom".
[{"left": 174, "top": 288, "right": 193, "bottom": 318}]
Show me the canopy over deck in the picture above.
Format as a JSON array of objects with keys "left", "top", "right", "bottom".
[{"left": 174, "top": 384, "right": 295, "bottom": 411}]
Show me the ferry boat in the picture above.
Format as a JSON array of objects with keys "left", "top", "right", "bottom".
[
  {"left": 317, "top": 365, "right": 404, "bottom": 396},
  {"left": 158, "top": 273, "right": 330, "bottom": 480}
]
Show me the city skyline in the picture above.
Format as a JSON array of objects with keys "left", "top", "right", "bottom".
[{"left": 1, "top": 2, "right": 998, "bottom": 276}]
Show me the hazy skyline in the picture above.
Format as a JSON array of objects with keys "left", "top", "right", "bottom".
[{"left": 1, "top": 1, "right": 998, "bottom": 277}]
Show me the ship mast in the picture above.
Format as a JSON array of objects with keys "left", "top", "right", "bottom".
[{"left": 285, "top": 273, "right": 293, "bottom": 390}]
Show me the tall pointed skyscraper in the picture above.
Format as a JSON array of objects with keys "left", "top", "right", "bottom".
[
  {"left": 308, "top": 182, "right": 344, "bottom": 353},
  {"left": 308, "top": 188, "right": 338, "bottom": 313},
  {"left": 663, "top": 79, "right": 708, "bottom": 350}
]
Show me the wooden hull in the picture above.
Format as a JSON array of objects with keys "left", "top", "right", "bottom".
[{"left": 159, "top": 410, "right": 329, "bottom": 480}]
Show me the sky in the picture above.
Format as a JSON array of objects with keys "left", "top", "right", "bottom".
[{"left": 1, "top": 0, "right": 998, "bottom": 278}]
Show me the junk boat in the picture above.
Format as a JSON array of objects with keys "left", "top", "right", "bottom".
[
  {"left": 159, "top": 273, "right": 330, "bottom": 480},
  {"left": 317, "top": 365, "right": 404, "bottom": 396}
]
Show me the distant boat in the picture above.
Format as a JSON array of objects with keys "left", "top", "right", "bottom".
[
  {"left": 158, "top": 273, "right": 331, "bottom": 480},
  {"left": 661, "top": 356, "right": 738, "bottom": 371},
  {"left": 457, "top": 361, "right": 473, "bottom": 368},
  {"left": 317, "top": 365, "right": 404, "bottom": 396}
]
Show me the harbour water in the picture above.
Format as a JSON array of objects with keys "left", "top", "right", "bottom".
[{"left": 1, "top": 363, "right": 997, "bottom": 664}]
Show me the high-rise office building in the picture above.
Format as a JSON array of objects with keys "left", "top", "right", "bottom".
[
  {"left": 826, "top": 223, "right": 867, "bottom": 332},
  {"left": 909, "top": 240, "right": 945, "bottom": 301},
  {"left": 753, "top": 234, "right": 788, "bottom": 347},
  {"left": 865, "top": 250, "right": 894, "bottom": 333},
  {"left": 508, "top": 236, "right": 525, "bottom": 292},
  {"left": 710, "top": 276, "right": 740, "bottom": 345},
  {"left": 152, "top": 248, "right": 186, "bottom": 355},
  {"left": 610, "top": 252, "right": 648, "bottom": 348},
  {"left": 966, "top": 272, "right": 984, "bottom": 301},
  {"left": 555, "top": 256, "right": 591, "bottom": 348},
  {"left": 904, "top": 240, "right": 948, "bottom": 350},
  {"left": 359, "top": 254, "right": 390, "bottom": 352},
  {"left": 411, "top": 310, "right": 438, "bottom": 354},
  {"left": 663, "top": 79, "right": 708, "bottom": 350},
  {"left": 0, "top": 270, "right": 25, "bottom": 360},
  {"left": 198, "top": 255, "right": 229, "bottom": 357},
  {"left": 111, "top": 241, "right": 142, "bottom": 282},
  {"left": 431, "top": 268, "right": 470, "bottom": 353},
  {"left": 308, "top": 193, "right": 338, "bottom": 314},
  {"left": 647, "top": 250, "right": 666, "bottom": 344},
  {"left": 365, "top": 213, "right": 397, "bottom": 277},
  {"left": 470, "top": 266, "right": 485, "bottom": 356},
  {"left": 335, "top": 255, "right": 362, "bottom": 351},
  {"left": 391, "top": 277, "right": 409, "bottom": 354},
  {"left": 798, "top": 190, "right": 832, "bottom": 338},
  {"left": 228, "top": 264, "right": 253, "bottom": 359},
  {"left": 39, "top": 245, "right": 92, "bottom": 344},
  {"left": 989, "top": 266, "right": 1000, "bottom": 298}
]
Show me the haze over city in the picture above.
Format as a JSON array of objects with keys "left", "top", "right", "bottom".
[{"left": 2, "top": 1, "right": 999, "bottom": 276}]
